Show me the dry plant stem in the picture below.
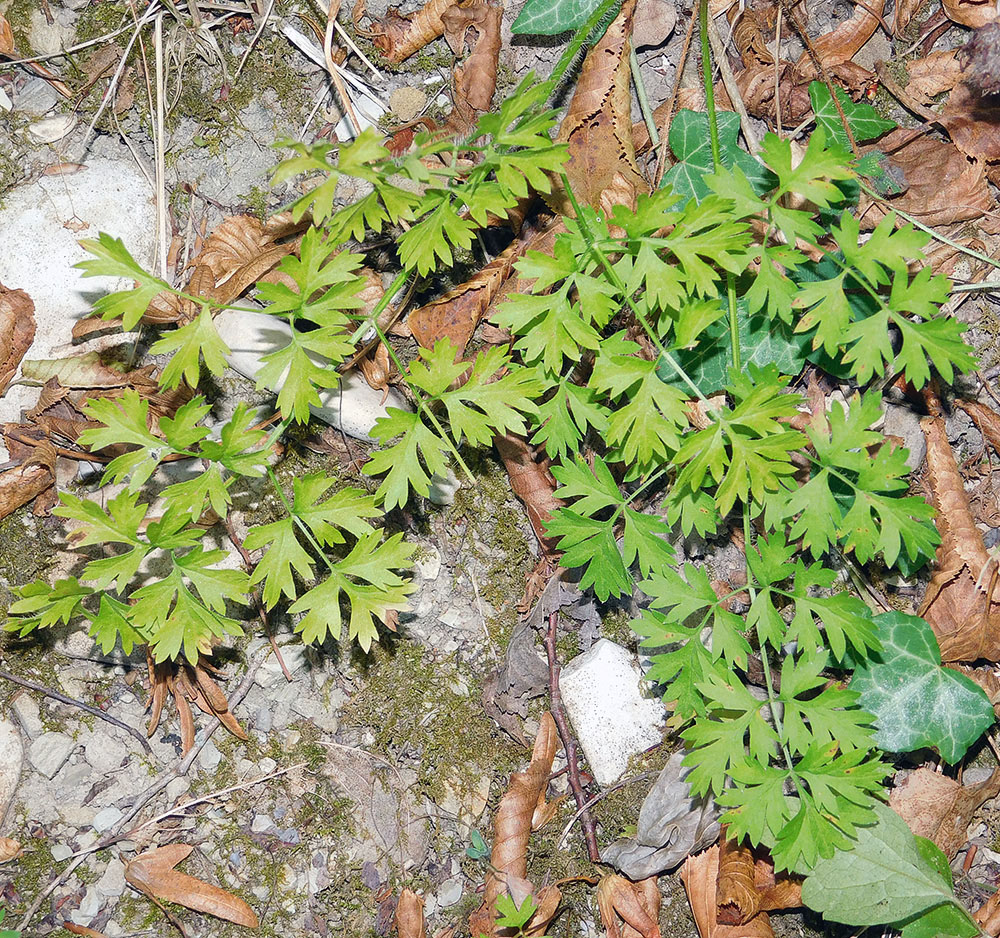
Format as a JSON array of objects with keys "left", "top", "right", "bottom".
[
  {"left": 654, "top": 6, "right": 696, "bottom": 186},
  {"left": 556, "top": 772, "right": 654, "bottom": 850},
  {"left": 0, "top": 666, "right": 153, "bottom": 755},
  {"left": 324, "top": 0, "right": 363, "bottom": 137},
  {"left": 223, "top": 513, "right": 292, "bottom": 682},
  {"left": 774, "top": 7, "right": 782, "bottom": 134},
  {"left": 16, "top": 645, "right": 268, "bottom": 933},
  {"left": 154, "top": 13, "right": 168, "bottom": 282},
  {"left": 706, "top": 13, "right": 761, "bottom": 154},
  {"left": 544, "top": 610, "right": 600, "bottom": 862}
]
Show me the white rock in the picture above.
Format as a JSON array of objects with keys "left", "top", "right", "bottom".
[
  {"left": 11, "top": 694, "right": 43, "bottom": 740},
  {"left": 214, "top": 307, "right": 408, "bottom": 440},
  {"left": 254, "top": 643, "right": 309, "bottom": 688},
  {"left": 428, "top": 467, "right": 461, "bottom": 506},
  {"left": 414, "top": 547, "right": 441, "bottom": 581},
  {"left": 71, "top": 885, "right": 104, "bottom": 923},
  {"left": 27, "top": 114, "right": 77, "bottom": 143},
  {"left": 559, "top": 640, "right": 666, "bottom": 785},
  {"left": 97, "top": 857, "right": 127, "bottom": 898},
  {"left": 93, "top": 806, "right": 124, "bottom": 833},
  {"left": 0, "top": 716, "right": 24, "bottom": 825},
  {"left": 437, "top": 879, "right": 463, "bottom": 908},
  {"left": 51, "top": 843, "right": 74, "bottom": 861},
  {"left": 251, "top": 814, "right": 274, "bottom": 833},
  {"left": 0, "top": 159, "right": 155, "bottom": 459},
  {"left": 0, "top": 88, "right": 11, "bottom": 112},
  {"left": 198, "top": 738, "right": 222, "bottom": 772},
  {"left": 85, "top": 733, "right": 127, "bottom": 774},
  {"left": 258, "top": 757, "right": 277, "bottom": 775},
  {"left": 29, "top": 732, "right": 76, "bottom": 779}
]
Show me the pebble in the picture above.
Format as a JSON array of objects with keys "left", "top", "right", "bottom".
[
  {"left": 97, "top": 858, "right": 126, "bottom": 898},
  {"left": 165, "top": 776, "right": 191, "bottom": 803},
  {"left": 93, "top": 806, "right": 124, "bottom": 833},
  {"left": 84, "top": 733, "right": 128, "bottom": 774},
  {"left": 560, "top": 640, "right": 666, "bottom": 785},
  {"left": 437, "top": 878, "right": 463, "bottom": 908},
  {"left": 29, "top": 731, "right": 76, "bottom": 779},
  {"left": 251, "top": 814, "right": 274, "bottom": 833},
  {"left": 11, "top": 694, "right": 43, "bottom": 739},
  {"left": 255, "top": 644, "right": 309, "bottom": 688},
  {"left": 51, "top": 843, "right": 73, "bottom": 861},
  {"left": 198, "top": 738, "right": 222, "bottom": 772},
  {"left": 27, "top": 114, "right": 77, "bottom": 143},
  {"left": 71, "top": 885, "right": 104, "bottom": 923},
  {"left": 259, "top": 757, "right": 277, "bottom": 775},
  {"left": 255, "top": 706, "right": 274, "bottom": 732},
  {"left": 0, "top": 715, "right": 24, "bottom": 825},
  {"left": 414, "top": 547, "right": 442, "bottom": 582}
]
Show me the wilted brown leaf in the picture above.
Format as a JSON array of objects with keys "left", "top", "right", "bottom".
[
  {"left": 682, "top": 846, "right": 773, "bottom": 938},
  {"left": 890, "top": 765, "right": 1000, "bottom": 858},
  {"left": 0, "top": 441, "right": 55, "bottom": 523},
  {"left": 359, "top": 0, "right": 459, "bottom": 63},
  {"left": 552, "top": 0, "right": 647, "bottom": 216},
  {"left": 394, "top": 888, "right": 426, "bottom": 938},
  {"left": 440, "top": 0, "right": 500, "bottom": 134},
  {"left": 63, "top": 924, "right": 109, "bottom": 937},
  {"left": 905, "top": 49, "right": 965, "bottom": 99},
  {"left": 597, "top": 874, "right": 661, "bottom": 938},
  {"left": 975, "top": 889, "right": 1000, "bottom": 936},
  {"left": 795, "top": 0, "right": 885, "bottom": 71},
  {"left": 493, "top": 433, "right": 563, "bottom": 561},
  {"left": 943, "top": 0, "right": 999, "bottom": 27},
  {"left": 21, "top": 354, "right": 158, "bottom": 391},
  {"left": 919, "top": 414, "right": 1000, "bottom": 662},
  {"left": 0, "top": 836, "right": 21, "bottom": 863},
  {"left": 0, "top": 12, "right": 12, "bottom": 54},
  {"left": 0, "top": 283, "right": 36, "bottom": 396},
  {"left": 716, "top": 835, "right": 758, "bottom": 925},
  {"left": 125, "top": 843, "right": 259, "bottom": 927},
  {"left": 468, "top": 713, "right": 559, "bottom": 938},
  {"left": 857, "top": 130, "right": 997, "bottom": 229},
  {"left": 943, "top": 81, "right": 1000, "bottom": 161}
]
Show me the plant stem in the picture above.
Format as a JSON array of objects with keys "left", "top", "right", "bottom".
[{"left": 631, "top": 48, "right": 659, "bottom": 149}]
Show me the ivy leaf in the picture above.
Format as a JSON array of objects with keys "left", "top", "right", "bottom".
[
  {"left": 801, "top": 802, "right": 965, "bottom": 926},
  {"left": 809, "top": 82, "right": 896, "bottom": 149},
  {"left": 851, "top": 611, "right": 995, "bottom": 763},
  {"left": 75, "top": 233, "right": 170, "bottom": 330},
  {"left": 663, "top": 110, "right": 776, "bottom": 203},
  {"left": 511, "top": 0, "right": 613, "bottom": 34}
]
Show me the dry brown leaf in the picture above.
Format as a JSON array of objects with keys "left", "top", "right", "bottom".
[
  {"left": 0, "top": 442, "right": 55, "bottom": 523},
  {"left": 905, "top": 50, "right": 965, "bottom": 99},
  {"left": 441, "top": 0, "right": 501, "bottom": 134},
  {"left": 394, "top": 888, "right": 426, "bottom": 938},
  {"left": 0, "top": 12, "right": 12, "bottom": 54},
  {"left": 943, "top": 81, "right": 1000, "bottom": 161},
  {"left": 919, "top": 414, "right": 1000, "bottom": 662},
  {"left": 408, "top": 237, "right": 524, "bottom": 354},
  {"left": 943, "top": 0, "right": 999, "bottom": 27},
  {"left": 0, "top": 283, "right": 36, "bottom": 396},
  {"left": 890, "top": 765, "right": 1000, "bottom": 858},
  {"left": 681, "top": 847, "right": 774, "bottom": 938},
  {"left": 467, "top": 712, "right": 559, "bottom": 938},
  {"left": 125, "top": 843, "right": 259, "bottom": 927},
  {"left": 493, "top": 432, "right": 563, "bottom": 561},
  {"left": 597, "top": 874, "right": 661, "bottom": 938},
  {"left": 894, "top": 0, "right": 927, "bottom": 35},
  {"left": 360, "top": 0, "right": 459, "bottom": 63},
  {"left": 959, "top": 22, "right": 1000, "bottom": 95},
  {"left": 716, "top": 835, "right": 758, "bottom": 925},
  {"left": 20, "top": 354, "right": 159, "bottom": 391},
  {"left": 795, "top": 0, "right": 886, "bottom": 70},
  {"left": 0, "top": 837, "right": 21, "bottom": 863},
  {"left": 975, "top": 889, "right": 1000, "bottom": 935},
  {"left": 552, "top": 0, "right": 647, "bottom": 216},
  {"left": 953, "top": 663, "right": 1000, "bottom": 711},
  {"left": 857, "top": 130, "right": 997, "bottom": 230},
  {"left": 634, "top": 0, "right": 676, "bottom": 49},
  {"left": 63, "top": 924, "right": 109, "bottom": 937}
]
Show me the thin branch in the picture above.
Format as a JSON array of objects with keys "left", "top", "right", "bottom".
[{"left": 544, "top": 611, "right": 600, "bottom": 862}]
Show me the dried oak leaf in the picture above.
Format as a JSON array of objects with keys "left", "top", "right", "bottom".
[
  {"left": 440, "top": 0, "right": 501, "bottom": 135},
  {"left": 0, "top": 440, "right": 55, "bottom": 523},
  {"left": 905, "top": 49, "right": 965, "bottom": 99},
  {"left": 597, "top": 874, "right": 661, "bottom": 938},
  {"left": 551, "top": 0, "right": 647, "bottom": 217},
  {"left": 890, "top": 765, "right": 1000, "bottom": 858},
  {"left": 467, "top": 712, "right": 559, "bottom": 938},
  {"left": 942, "top": 81, "right": 1000, "bottom": 161},
  {"left": 359, "top": 0, "right": 459, "bottom": 63},
  {"left": 795, "top": 0, "right": 886, "bottom": 71},
  {"left": 919, "top": 415, "right": 1000, "bottom": 662},
  {"left": 943, "top": 0, "right": 1000, "bottom": 28},
  {"left": 0, "top": 283, "right": 36, "bottom": 396},
  {"left": 394, "top": 888, "right": 426, "bottom": 938},
  {"left": 125, "top": 843, "right": 259, "bottom": 927},
  {"left": 857, "top": 129, "right": 997, "bottom": 229}
]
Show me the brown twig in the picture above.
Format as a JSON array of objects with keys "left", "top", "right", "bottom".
[
  {"left": 0, "top": 666, "right": 153, "bottom": 755},
  {"left": 543, "top": 611, "right": 600, "bottom": 862}
]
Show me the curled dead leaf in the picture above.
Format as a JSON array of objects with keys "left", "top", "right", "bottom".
[
  {"left": 975, "top": 889, "right": 1000, "bottom": 935},
  {"left": 597, "top": 874, "right": 661, "bottom": 938},
  {"left": 959, "top": 22, "right": 1000, "bottom": 95},
  {"left": 394, "top": 888, "right": 426, "bottom": 938},
  {"left": 0, "top": 441, "right": 55, "bottom": 523},
  {"left": 493, "top": 433, "right": 563, "bottom": 561},
  {"left": 795, "top": 0, "right": 886, "bottom": 71},
  {"left": 0, "top": 282, "right": 36, "bottom": 396},
  {"left": 716, "top": 835, "right": 758, "bottom": 925},
  {"left": 0, "top": 12, "right": 12, "bottom": 54},
  {"left": 919, "top": 414, "right": 1000, "bottom": 662},
  {"left": 943, "top": 81, "right": 1000, "bottom": 161},
  {"left": 905, "top": 49, "right": 965, "bottom": 99},
  {"left": 359, "top": 0, "right": 459, "bottom": 63},
  {"left": 890, "top": 765, "right": 1000, "bottom": 858},
  {"left": 943, "top": 0, "right": 1000, "bottom": 28},
  {"left": 441, "top": 0, "right": 501, "bottom": 132},
  {"left": 0, "top": 836, "right": 21, "bottom": 862},
  {"left": 125, "top": 843, "right": 259, "bottom": 927}
]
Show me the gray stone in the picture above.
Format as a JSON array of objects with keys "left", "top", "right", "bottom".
[
  {"left": 85, "top": 734, "right": 128, "bottom": 774},
  {"left": 29, "top": 732, "right": 76, "bottom": 779},
  {"left": 414, "top": 547, "right": 442, "bottom": 581},
  {"left": 70, "top": 885, "right": 104, "bottom": 924},
  {"left": 560, "top": 640, "right": 666, "bottom": 785},
  {"left": 251, "top": 814, "right": 274, "bottom": 833},
  {"left": 198, "top": 738, "right": 222, "bottom": 772},
  {"left": 437, "top": 879, "right": 463, "bottom": 908},
  {"left": 93, "top": 806, "right": 124, "bottom": 833},
  {"left": 97, "top": 858, "right": 127, "bottom": 898},
  {"left": 255, "top": 644, "right": 309, "bottom": 688},
  {"left": 50, "top": 843, "right": 73, "bottom": 861},
  {"left": 259, "top": 757, "right": 277, "bottom": 775},
  {"left": 0, "top": 715, "right": 23, "bottom": 825},
  {"left": 254, "top": 706, "right": 273, "bottom": 732},
  {"left": 11, "top": 694, "right": 43, "bottom": 740},
  {"left": 59, "top": 761, "right": 92, "bottom": 789},
  {"left": 884, "top": 402, "right": 926, "bottom": 471},
  {"left": 290, "top": 696, "right": 339, "bottom": 733},
  {"left": 165, "top": 776, "right": 191, "bottom": 803}
]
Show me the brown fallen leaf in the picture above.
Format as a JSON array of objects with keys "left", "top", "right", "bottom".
[
  {"left": 0, "top": 837, "right": 21, "bottom": 863},
  {"left": 976, "top": 889, "right": 1000, "bottom": 936},
  {"left": 358, "top": 0, "right": 459, "bottom": 63},
  {"left": 125, "top": 843, "right": 259, "bottom": 927},
  {"left": 890, "top": 765, "right": 1000, "bottom": 858},
  {"left": 551, "top": 0, "right": 647, "bottom": 217},
  {"left": 0, "top": 441, "right": 55, "bottom": 523},
  {"left": 943, "top": 0, "right": 1000, "bottom": 28},
  {"left": 0, "top": 282, "right": 36, "bottom": 396},
  {"left": 440, "top": 0, "right": 501, "bottom": 135},
  {"left": 904, "top": 49, "right": 965, "bottom": 100},
  {"left": 394, "top": 888, "right": 426, "bottom": 938},
  {"left": 894, "top": 0, "right": 927, "bottom": 35},
  {"left": 795, "top": 0, "right": 886, "bottom": 71},
  {"left": 942, "top": 81, "right": 1000, "bottom": 162},
  {"left": 467, "top": 712, "right": 559, "bottom": 938},
  {"left": 959, "top": 21, "right": 1000, "bottom": 95},
  {"left": 597, "top": 874, "right": 661, "bottom": 938},
  {"left": 919, "top": 413, "right": 1000, "bottom": 662},
  {"left": 682, "top": 846, "right": 774, "bottom": 938},
  {"left": 492, "top": 432, "right": 563, "bottom": 561},
  {"left": 857, "top": 130, "right": 998, "bottom": 230},
  {"left": 20, "top": 354, "right": 159, "bottom": 391},
  {"left": 63, "top": 924, "right": 109, "bottom": 937},
  {"left": 716, "top": 834, "right": 758, "bottom": 925},
  {"left": 0, "top": 11, "right": 71, "bottom": 97}
]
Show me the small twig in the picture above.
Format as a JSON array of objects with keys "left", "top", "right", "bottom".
[
  {"left": 556, "top": 772, "right": 654, "bottom": 850},
  {"left": 0, "top": 667, "right": 153, "bottom": 755},
  {"left": 705, "top": 13, "right": 761, "bottom": 154},
  {"left": 544, "top": 611, "right": 600, "bottom": 863},
  {"left": 653, "top": 6, "right": 696, "bottom": 186},
  {"left": 224, "top": 514, "right": 292, "bottom": 682},
  {"left": 631, "top": 48, "right": 659, "bottom": 150},
  {"left": 774, "top": 7, "right": 782, "bottom": 135}
]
